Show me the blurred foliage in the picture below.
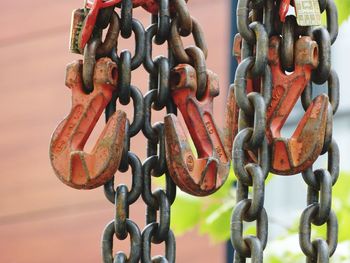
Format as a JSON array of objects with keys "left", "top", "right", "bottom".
[
  {"left": 170, "top": 168, "right": 350, "bottom": 260},
  {"left": 170, "top": 166, "right": 236, "bottom": 242},
  {"left": 169, "top": 166, "right": 274, "bottom": 242},
  {"left": 334, "top": 0, "right": 350, "bottom": 25},
  {"left": 264, "top": 172, "right": 350, "bottom": 262}
]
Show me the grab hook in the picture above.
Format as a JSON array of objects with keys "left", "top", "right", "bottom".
[
  {"left": 165, "top": 65, "right": 230, "bottom": 196},
  {"left": 50, "top": 58, "right": 126, "bottom": 189}
]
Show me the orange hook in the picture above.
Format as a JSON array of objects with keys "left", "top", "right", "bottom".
[
  {"left": 267, "top": 36, "right": 328, "bottom": 174},
  {"left": 50, "top": 58, "right": 126, "bottom": 189},
  {"left": 165, "top": 65, "right": 230, "bottom": 196},
  {"left": 224, "top": 33, "right": 257, "bottom": 155},
  {"left": 228, "top": 35, "right": 328, "bottom": 175}
]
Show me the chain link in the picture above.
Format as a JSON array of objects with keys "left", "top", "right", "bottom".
[{"left": 231, "top": 1, "right": 270, "bottom": 261}]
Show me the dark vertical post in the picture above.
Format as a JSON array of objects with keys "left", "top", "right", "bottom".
[
  {"left": 226, "top": 0, "right": 238, "bottom": 262},
  {"left": 229, "top": 0, "right": 238, "bottom": 84}
]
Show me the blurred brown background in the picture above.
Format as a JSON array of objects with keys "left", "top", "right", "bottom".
[{"left": 0, "top": 0, "right": 231, "bottom": 262}]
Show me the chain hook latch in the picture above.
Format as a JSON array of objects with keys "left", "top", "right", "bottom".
[
  {"left": 267, "top": 36, "right": 328, "bottom": 175},
  {"left": 50, "top": 57, "right": 126, "bottom": 189},
  {"left": 164, "top": 64, "right": 230, "bottom": 196}
]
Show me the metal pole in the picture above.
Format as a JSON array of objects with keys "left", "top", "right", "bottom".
[{"left": 226, "top": 0, "right": 238, "bottom": 262}]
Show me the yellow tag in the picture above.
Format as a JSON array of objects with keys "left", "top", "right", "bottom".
[{"left": 294, "top": 0, "right": 322, "bottom": 26}]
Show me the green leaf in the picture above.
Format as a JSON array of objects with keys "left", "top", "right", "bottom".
[
  {"left": 170, "top": 191, "right": 202, "bottom": 235},
  {"left": 321, "top": 0, "right": 350, "bottom": 25},
  {"left": 334, "top": 0, "right": 350, "bottom": 25},
  {"left": 332, "top": 171, "right": 350, "bottom": 242},
  {"left": 244, "top": 224, "right": 257, "bottom": 236},
  {"left": 198, "top": 198, "right": 235, "bottom": 242}
]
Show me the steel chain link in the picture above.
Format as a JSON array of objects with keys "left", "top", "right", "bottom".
[{"left": 232, "top": 0, "right": 340, "bottom": 262}]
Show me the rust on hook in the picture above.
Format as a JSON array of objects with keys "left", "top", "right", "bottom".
[
  {"left": 267, "top": 36, "right": 328, "bottom": 174},
  {"left": 227, "top": 35, "right": 329, "bottom": 175},
  {"left": 50, "top": 57, "right": 126, "bottom": 189},
  {"left": 165, "top": 64, "right": 230, "bottom": 196}
]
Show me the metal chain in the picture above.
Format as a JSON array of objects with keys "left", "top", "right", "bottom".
[
  {"left": 231, "top": 1, "right": 270, "bottom": 261},
  {"left": 100, "top": 1, "right": 180, "bottom": 261},
  {"left": 231, "top": 0, "right": 340, "bottom": 262},
  {"left": 51, "top": 0, "right": 208, "bottom": 262},
  {"left": 51, "top": 0, "right": 341, "bottom": 262},
  {"left": 299, "top": 1, "right": 340, "bottom": 261}
]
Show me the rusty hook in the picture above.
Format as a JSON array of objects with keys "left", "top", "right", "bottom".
[
  {"left": 267, "top": 36, "right": 329, "bottom": 174},
  {"left": 50, "top": 57, "right": 126, "bottom": 189},
  {"left": 227, "top": 35, "right": 329, "bottom": 175},
  {"left": 164, "top": 64, "right": 230, "bottom": 196}
]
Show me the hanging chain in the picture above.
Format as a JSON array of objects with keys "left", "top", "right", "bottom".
[
  {"left": 231, "top": 0, "right": 339, "bottom": 262},
  {"left": 50, "top": 0, "right": 214, "bottom": 262},
  {"left": 91, "top": 1, "right": 182, "bottom": 261},
  {"left": 50, "top": 0, "right": 341, "bottom": 261},
  {"left": 230, "top": 0, "right": 271, "bottom": 261}
]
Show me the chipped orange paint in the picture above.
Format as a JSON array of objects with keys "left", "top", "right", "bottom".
[
  {"left": 50, "top": 58, "right": 126, "bottom": 189},
  {"left": 267, "top": 36, "right": 328, "bottom": 174},
  {"left": 229, "top": 35, "right": 329, "bottom": 175},
  {"left": 165, "top": 64, "right": 230, "bottom": 196}
]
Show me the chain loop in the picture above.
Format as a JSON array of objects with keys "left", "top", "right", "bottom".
[
  {"left": 325, "top": 0, "right": 338, "bottom": 45},
  {"left": 83, "top": 37, "right": 100, "bottom": 92},
  {"left": 302, "top": 70, "right": 340, "bottom": 114},
  {"left": 172, "top": 0, "right": 192, "bottom": 36},
  {"left": 311, "top": 27, "right": 331, "bottom": 84},
  {"left": 104, "top": 152, "right": 143, "bottom": 204},
  {"left": 146, "top": 189, "right": 171, "bottom": 243},
  {"left": 115, "top": 185, "right": 129, "bottom": 240},
  {"left": 102, "top": 219, "right": 142, "bottom": 263},
  {"left": 120, "top": 0, "right": 133, "bottom": 38},
  {"left": 281, "top": 15, "right": 296, "bottom": 72},
  {"left": 169, "top": 17, "right": 208, "bottom": 63},
  {"left": 111, "top": 18, "right": 146, "bottom": 70},
  {"left": 142, "top": 223, "right": 176, "bottom": 263},
  {"left": 299, "top": 204, "right": 338, "bottom": 259},
  {"left": 231, "top": 199, "right": 268, "bottom": 257},
  {"left": 153, "top": 0, "right": 170, "bottom": 44}
]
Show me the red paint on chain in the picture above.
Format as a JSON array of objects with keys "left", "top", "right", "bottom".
[
  {"left": 80, "top": 0, "right": 105, "bottom": 50},
  {"left": 279, "top": 0, "right": 291, "bottom": 22}
]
